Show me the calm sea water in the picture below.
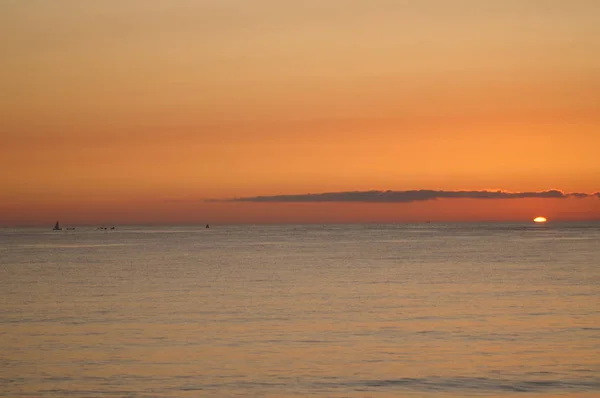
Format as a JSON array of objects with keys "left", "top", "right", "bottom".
[{"left": 1, "top": 223, "right": 599, "bottom": 397}]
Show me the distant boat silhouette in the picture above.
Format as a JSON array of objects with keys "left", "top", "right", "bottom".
[{"left": 52, "top": 221, "right": 62, "bottom": 231}]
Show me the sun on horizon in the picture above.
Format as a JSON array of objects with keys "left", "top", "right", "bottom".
[{"left": 533, "top": 216, "right": 548, "bottom": 223}]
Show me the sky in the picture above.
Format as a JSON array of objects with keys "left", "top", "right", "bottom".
[{"left": 1, "top": 0, "right": 599, "bottom": 225}]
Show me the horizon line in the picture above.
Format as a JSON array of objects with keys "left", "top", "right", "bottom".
[{"left": 3, "top": 219, "right": 600, "bottom": 228}]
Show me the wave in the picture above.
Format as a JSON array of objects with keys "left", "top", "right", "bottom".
[
  {"left": 341, "top": 376, "right": 600, "bottom": 392},
  {"left": 178, "top": 376, "right": 600, "bottom": 394}
]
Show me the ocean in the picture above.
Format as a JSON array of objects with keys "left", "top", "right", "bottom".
[{"left": 1, "top": 223, "right": 599, "bottom": 397}]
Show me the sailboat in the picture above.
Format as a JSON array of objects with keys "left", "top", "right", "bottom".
[{"left": 52, "top": 221, "right": 62, "bottom": 231}]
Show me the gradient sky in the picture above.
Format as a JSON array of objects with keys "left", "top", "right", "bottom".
[{"left": 1, "top": 0, "right": 599, "bottom": 225}]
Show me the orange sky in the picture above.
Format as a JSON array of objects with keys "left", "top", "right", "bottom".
[{"left": 1, "top": 1, "right": 599, "bottom": 226}]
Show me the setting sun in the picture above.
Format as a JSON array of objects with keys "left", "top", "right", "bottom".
[{"left": 533, "top": 216, "right": 548, "bottom": 223}]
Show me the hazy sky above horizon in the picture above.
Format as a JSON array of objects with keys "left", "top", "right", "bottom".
[{"left": 2, "top": 0, "right": 599, "bottom": 225}]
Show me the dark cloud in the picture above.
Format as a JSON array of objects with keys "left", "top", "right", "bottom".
[
  {"left": 220, "top": 189, "right": 599, "bottom": 203},
  {"left": 568, "top": 192, "right": 591, "bottom": 198}
]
